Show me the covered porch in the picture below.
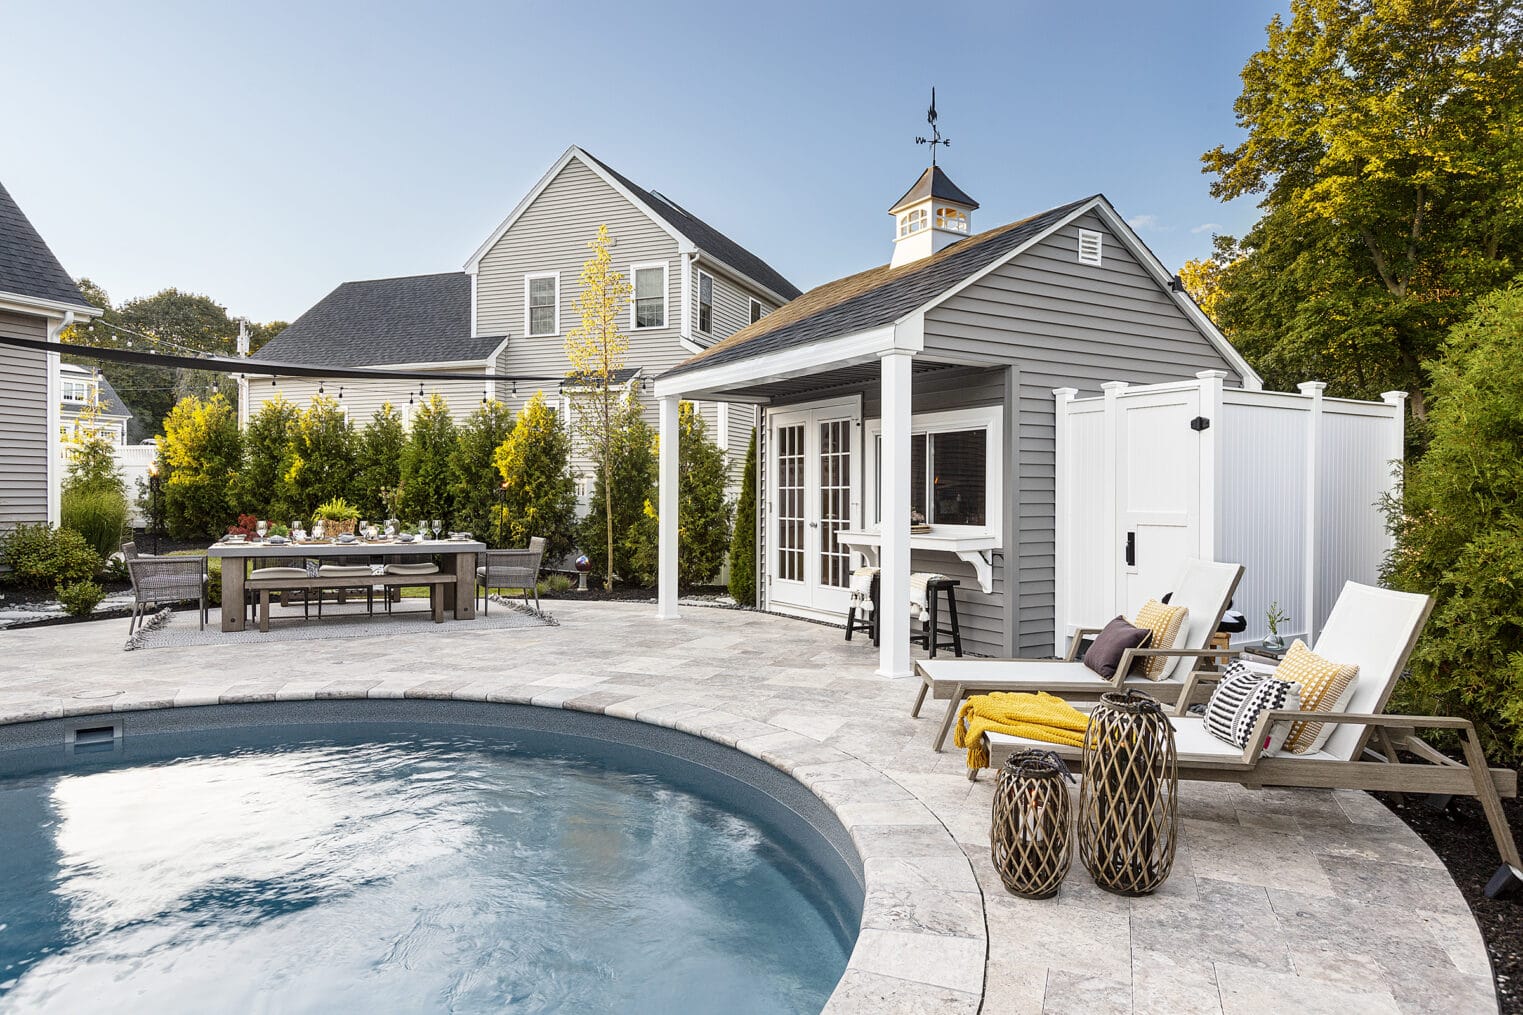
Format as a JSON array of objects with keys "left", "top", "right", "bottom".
[{"left": 654, "top": 324, "right": 1013, "bottom": 678}]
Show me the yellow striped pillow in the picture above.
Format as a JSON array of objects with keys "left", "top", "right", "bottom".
[
  {"left": 1274, "top": 640, "right": 1360, "bottom": 754},
  {"left": 1130, "top": 599, "right": 1189, "bottom": 680}
]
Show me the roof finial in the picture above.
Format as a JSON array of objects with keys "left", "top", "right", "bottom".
[{"left": 914, "top": 87, "right": 950, "bottom": 167}]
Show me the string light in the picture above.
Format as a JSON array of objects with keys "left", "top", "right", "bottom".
[
  {"left": 338, "top": 385, "right": 344, "bottom": 400},
  {"left": 318, "top": 381, "right": 325, "bottom": 395}
]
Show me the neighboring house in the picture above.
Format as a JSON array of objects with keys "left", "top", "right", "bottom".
[
  {"left": 655, "top": 165, "right": 1261, "bottom": 676},
  {"left": 243, "top": 145, "right": 801, "bottom": 501},
  {"left": 58, "top": 362, "right": 133, "bottom": 445},
  {"left": 0, "top": 180, "right": 100, "bottom": 535}
]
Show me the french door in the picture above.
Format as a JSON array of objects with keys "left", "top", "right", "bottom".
[{"left": 768, "top": 398, "right": 860, "bottom": 618}]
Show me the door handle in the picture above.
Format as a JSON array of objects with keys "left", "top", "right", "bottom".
[
  {"left": 1125, "top": 531, "right": 1135, "bottom": 567},
  {"left": 809, "top": 521, "right": 819, "bottom": 529}
]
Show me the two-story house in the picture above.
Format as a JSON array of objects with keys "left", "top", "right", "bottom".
[
  {"left": 58, "top": 362, "right": 134, "bottom": 445},
  {"left": 243, "top": 146, "right": 800, "bottom": 499},
  {"left": 0, "top": 180, "right": 100, "bottom": 535}
]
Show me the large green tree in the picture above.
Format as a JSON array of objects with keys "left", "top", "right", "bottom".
[
  {"left": 399, "top": 394, "right": 458, "bottom": 523},
  {"left": 1198, "top": 0, "right": 1523, "bottom": 417},
  {"left": 449, "top": 400, "right": 516, "bottom": 545},
  {"left": 237, "top": 396, "right": 300, "bottom": 520},
  {"left": 282, "top": 395, "right": 357, "bottom": 518},
  {"left": 159, "top": 393, "right": 242, "bottom": 539},
  {"left": 354, "top": 403, "right": 406, "bottom": 519}
]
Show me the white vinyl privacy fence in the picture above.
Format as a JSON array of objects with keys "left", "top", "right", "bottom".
[
  {"left": 1054, "top": 370, "right": 1405, "bottom": 651},
  {"left": 59, "top": 443, "right": 158, "bottom": 526}
]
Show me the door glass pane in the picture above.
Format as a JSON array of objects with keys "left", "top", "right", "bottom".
[
  {"left": 929, "top": 429, "right": 986, "bottom": 526},
  {"left": 819, "top": 419, "right": 851, "bottom": 588},
  {"left": 776, "top": 424, "right": 805, "bottom": 582}
]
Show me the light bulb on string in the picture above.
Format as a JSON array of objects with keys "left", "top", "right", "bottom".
[
  {"left": 318, "top": 381, "right": 325, "bottom": 395},
  {"left": 338, "top": 386, "right": 344, "bottom": 400}
]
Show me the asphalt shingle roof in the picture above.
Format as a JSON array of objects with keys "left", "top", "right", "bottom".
[
  {"left": 251, "top": 272, "right": 503, "bottom": 368},
  {"left": 95, "top": 374, "right": 134, "bottom": 419},
  {"left": 0, "top": 179, "right": 92, "bottom": 310},
  {"left": 663, "top": 196, "right": 1096, "bottom": 379},
  {"left": 579, "top": 151, "right": 802, "bottom": 302},
  {"left": 889, "top": 166, "right": 980, "bottom": 213}
]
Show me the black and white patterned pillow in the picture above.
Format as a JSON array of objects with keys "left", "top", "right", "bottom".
[{"left": 1202, "top": 662, "right": 1302, "bottom": 752}]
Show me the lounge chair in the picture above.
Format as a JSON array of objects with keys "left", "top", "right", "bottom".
[
  {"left": 972, "top": 581, "right": 1522, "bottom": 893},
  {"left": 914, "top": 558, "right": 1244, "bottom": 750}
]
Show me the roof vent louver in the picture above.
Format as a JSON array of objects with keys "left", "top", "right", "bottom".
[{"left": 1077, "top": 229, "right": 1103, "bottom": 266}]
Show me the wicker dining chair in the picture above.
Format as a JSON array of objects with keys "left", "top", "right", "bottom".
[
  {"left": 476, "top": 537, "right": 546, "bottom": 613},
  {"left": 125, "top": 553, "right": 209, "bottom": 633}
]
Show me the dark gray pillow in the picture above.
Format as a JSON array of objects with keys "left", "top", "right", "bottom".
[{"left": 1082, "top": 616, "right": 1152, "bottom": 678}]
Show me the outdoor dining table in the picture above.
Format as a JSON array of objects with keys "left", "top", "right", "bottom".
[{"left": 207, "top": 538, "right": 486, "bottom": 632}]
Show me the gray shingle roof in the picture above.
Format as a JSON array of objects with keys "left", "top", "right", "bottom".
[
  {"left": 0, "top": 179, "right": 92, "bottom": 310},
  {"left": 663, "top": 196, "right": 1096, "bottom": 380},
  {"left": 579, "top": 150, "right": 802, "bottom": 302},
  {"left": 251, "top": 272, "right": 503, "bottom": 368},
  {"left": 95, "top": 374, "right": 134, "bottom": 419},
  {"left": 889, "top": 166, "right": 980, "bottom": 213}
]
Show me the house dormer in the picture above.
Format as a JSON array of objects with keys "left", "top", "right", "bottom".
[{"left": 889, "top": 165, "right": 979, "bottom": 268}]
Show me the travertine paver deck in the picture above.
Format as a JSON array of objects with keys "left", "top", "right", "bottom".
[{"left": 0, "top": 602, "right": 1496, "bottom": 1014}]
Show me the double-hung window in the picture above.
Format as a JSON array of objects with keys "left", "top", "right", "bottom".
[
  {"left": 697, "top": 271, "right": 713, "bottom": 333},
  {"left": 525, "top": 273, "right": 559, "bottom": 336},
  {"left": 61, "top": 379, "right": 92, "bottom": 402},
  {"left": 631, "top": 263, "right": 666, "bottom": 329}
]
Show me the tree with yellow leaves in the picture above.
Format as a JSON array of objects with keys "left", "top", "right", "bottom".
[{"left": 564, "top": 224, "right": 633, "bottom": 590}]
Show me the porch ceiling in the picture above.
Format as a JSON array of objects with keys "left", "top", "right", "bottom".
[{"left": 709, "top": 360, "right": 966, "bottom": 403}]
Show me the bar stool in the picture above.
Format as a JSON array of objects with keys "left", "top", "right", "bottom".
[
  {"left": 844, "top": 567, "right": 880, "bottom": 645},
  {"left": 910, "top": 575, "right": 964, "bottom": 658}
]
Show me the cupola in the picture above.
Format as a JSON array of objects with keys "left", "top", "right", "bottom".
[{"left": 888, "top": 165, "right": 979, "bottom": 268}]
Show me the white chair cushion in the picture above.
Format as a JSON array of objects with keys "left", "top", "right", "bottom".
[
  {"left": 918, "top": 658, "right": 1188, "bottom": 696},
  {"left": 317, "top": 564, "right": 373, "bottom": 577},
  {"left": 249, "top": 567, "right": 308, "bottom": 579},
  {"left": 385, "top": 563, "right": 439, "bottom": 575}
]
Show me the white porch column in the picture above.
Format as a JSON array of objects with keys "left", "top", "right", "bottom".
[
  {"left": 877, "top": 351, "right": 913, "bottom": 678},
  {"left": 657, "top": 395, "right": 681, "bottom": 620}
]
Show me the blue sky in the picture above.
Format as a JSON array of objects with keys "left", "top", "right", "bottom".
[{"left": 3, "top": 0, "right": 1285, "bottom": 323}]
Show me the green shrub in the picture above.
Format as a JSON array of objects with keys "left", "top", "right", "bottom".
[
  {"left": 450, "top": 401, "right": 516, "bottom": 545},
  {"left": 576, "top": 391, "right": 654, "bottom": 582},
  {"left": 627, "top": 402, "right": 733, "bottom": 589},
  {"left": 62, "top": 485, "right": 129, "bottom": 559},
  {"left": 1385, "top": 280, "right": 1523, "bottom": 763},
  {"left": 238, "top": 396, "right": 300, "bottom": 520},
  {"left": 161, "top": 394, "right": 242, "bottom": 539},
  {"left": 541, "top": 573, "right": 573, "bottom": 594},
  {"left": 494, "top": 393, "right": 578, "bottom": 560},
  {"left": 355, "top": 403, "right": 406, "bottom": 518},
  {"left": 1, "top": 524, "right": 103, "bottom": 588},
  {"left": 400, "top": 394, "right": 458, "bottom": 523},
  {"left": 57, "top": 580, "right": 105, "bottom": 617},
  {"left": 283, "top": 395, "right": 357, "bottom": 517},
  {"left": 728, "top": 429, "right": 757, "bottom": 605}
]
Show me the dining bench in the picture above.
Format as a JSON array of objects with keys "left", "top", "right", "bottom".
[{"left": 244, "top": 571, "right": 457, "bottom": 631}]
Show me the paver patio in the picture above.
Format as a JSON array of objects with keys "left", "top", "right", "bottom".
[{"left": 0, "top": 601, "right": 1496, "bottom": 1014}]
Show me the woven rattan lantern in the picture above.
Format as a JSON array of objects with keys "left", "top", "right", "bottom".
[
  {"left": 1078, "top": 689, "right": 1179, "bottom": 896},
  {"left": 991, "top": 749, "right": 1075, "bottom": 898}
]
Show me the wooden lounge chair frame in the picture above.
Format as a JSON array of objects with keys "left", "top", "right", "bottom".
[
  {"left": 972, "top": 583, "right": 1523, "bottom": 894},
  {"left": 914, "top": 559, "right": 1244, "bottom": 751}
]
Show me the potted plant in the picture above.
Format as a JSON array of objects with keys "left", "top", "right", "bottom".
[
  {"left": 313, "top": 497, "right": 361, "bottom": 537},
  {"left": 1263, "top": 600, "right": 1289, "bottom": 651}
]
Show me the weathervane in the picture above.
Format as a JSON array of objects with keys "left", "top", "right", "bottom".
[{"left": 915, "top": 87, "right": 950, "bottom": 167}]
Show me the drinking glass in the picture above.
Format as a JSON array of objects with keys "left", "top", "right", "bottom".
[
  {"left": 313, "top": 520, "right": 324, "bottom": 540},
  {"left": 431, "top": 519, "right": 442, "bottom": 540},
  {"left": 256, "top": 520, "right": 267, "bottom": 541},
  {"left": 291, "top": 520, "right": 301, "bottom": 541},
  {"left": 359, "top": 520, "right": 369, "bottom": 541},
  {"left": 384, "top": 519, "right": 395, "bottom": 538}
]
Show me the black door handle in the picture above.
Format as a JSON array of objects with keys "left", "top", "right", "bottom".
[{"left": 1125, "top": 531, "right": 1136, "bottom": 567}]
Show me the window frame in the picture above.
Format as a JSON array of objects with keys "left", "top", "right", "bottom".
[
  {"left": 864, "top": 405, "right": 1003, "bottom": 539},
  {"left": 748, "top": 298, "right": 763, "bottom": 325},
  {"left": 61, "top": 378, "right": 93, "bottom": 402},
  {"left": 899, "top": 207, "right": 928, "bottom": 237},
  {"left": 524, "top": 271, "right": 561, "bottom": 337},
  {"left": 628, "top": 261, "right": 668, "bottom": 331},
  {"left": 935, "top": 205, "right": 969, "bottom": 233},
  {"left": 697, "top": 270, "right": 714, "bottom": 334}
]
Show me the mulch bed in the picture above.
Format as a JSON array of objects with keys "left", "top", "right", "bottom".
[
  {"left": 538, "top": 581, "right": 731, "bottom": 604},
  {"left": 1377, "top": 790, "right": 1522, "bottom": 1012}
]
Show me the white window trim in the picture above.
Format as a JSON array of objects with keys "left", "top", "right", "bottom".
[
  {"left": 864, "top": 404, "right": 1003, "bottom": 539},
  {"left": 629, "top": 261, "right": 668, "bottom": 331},
  {"left": 696, "top": 270, "right": 714, "bottom": 334},
  {"left": 748, "top": 297, "right": 763, "bottom": 324},
  {"left": 1077, "top": 228, "right": 1103, "bottom": 265},
  {"left": 524, "top": 271, "right": 560, "bottom": 337}
]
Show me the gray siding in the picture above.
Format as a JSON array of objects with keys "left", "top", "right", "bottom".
[
  {"left": 693, "top": 260, "right": 774, "bottom": 346},
  {"left": 924, "top": 210, "right": 1242, "bottom": 654},
  {"left": 243, "top": 370, "right": 494, "bottom": 430},
  {"left": 0, "top": 311, "right": 50, "bottom": 532}
]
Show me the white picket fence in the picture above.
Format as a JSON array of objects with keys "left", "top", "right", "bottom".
[{"left": 59, "top": 443, "right": 159, "bottom": 526}]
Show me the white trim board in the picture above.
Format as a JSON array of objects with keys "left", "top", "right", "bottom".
[
  {"left": 524, "top": 271, "right": 561, "bottom": 338},
  {"left": 628, "top": 260, "right": 669, "bottom": 332}
]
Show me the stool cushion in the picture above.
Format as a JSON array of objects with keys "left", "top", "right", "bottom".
[
  {"left": 249, "top": 567, "right": 308, "bottom": 579},
  {"left": 385, "top": 562, "right": 439, "bottom": 575},
  {"left": 317, "top": 564, "right": 373, "bottom": 577}
]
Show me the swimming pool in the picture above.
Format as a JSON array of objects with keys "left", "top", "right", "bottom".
[{"left": 0, "top": 702, "right": 862, "bottom": 1013}]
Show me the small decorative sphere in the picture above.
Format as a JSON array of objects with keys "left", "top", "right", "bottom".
[{"left": 574, "top": 555, "right": 591, "bottom": 573}]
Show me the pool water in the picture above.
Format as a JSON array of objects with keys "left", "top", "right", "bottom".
[{"left": 0, "top": 721, "right": 856, "bottom": 1013}]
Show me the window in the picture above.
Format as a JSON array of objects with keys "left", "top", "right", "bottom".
[
  {"left": 935, "top": 206, "right": 968, "bottom": 233},
  {"left": 749, "top": 298, "right": 763, "bottom": 324},
  {"left": 61, "top": 379, "right": 92, "bottom": 402},
  {"left": 697, "top": 271, "right": 713, "bottom": 333},
  {"left": 868, "top": 407, "right": 1001, "bottom": 533},
  {"left": 898, "top": 208, "right": 928, "bottom": 237},
  {"left": 631, "top": 263, "right": 666, "bottom": 329},
  {"left": 525, "top": 273, "right": 559, "bottom": 336},
  {"left": 1077, "top": 229, "right": 1103, "bottom": 265}
]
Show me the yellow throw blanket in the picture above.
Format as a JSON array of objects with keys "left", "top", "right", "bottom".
[{"left": 954, "top": 691, "right": 1090, "bottom": 770}]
